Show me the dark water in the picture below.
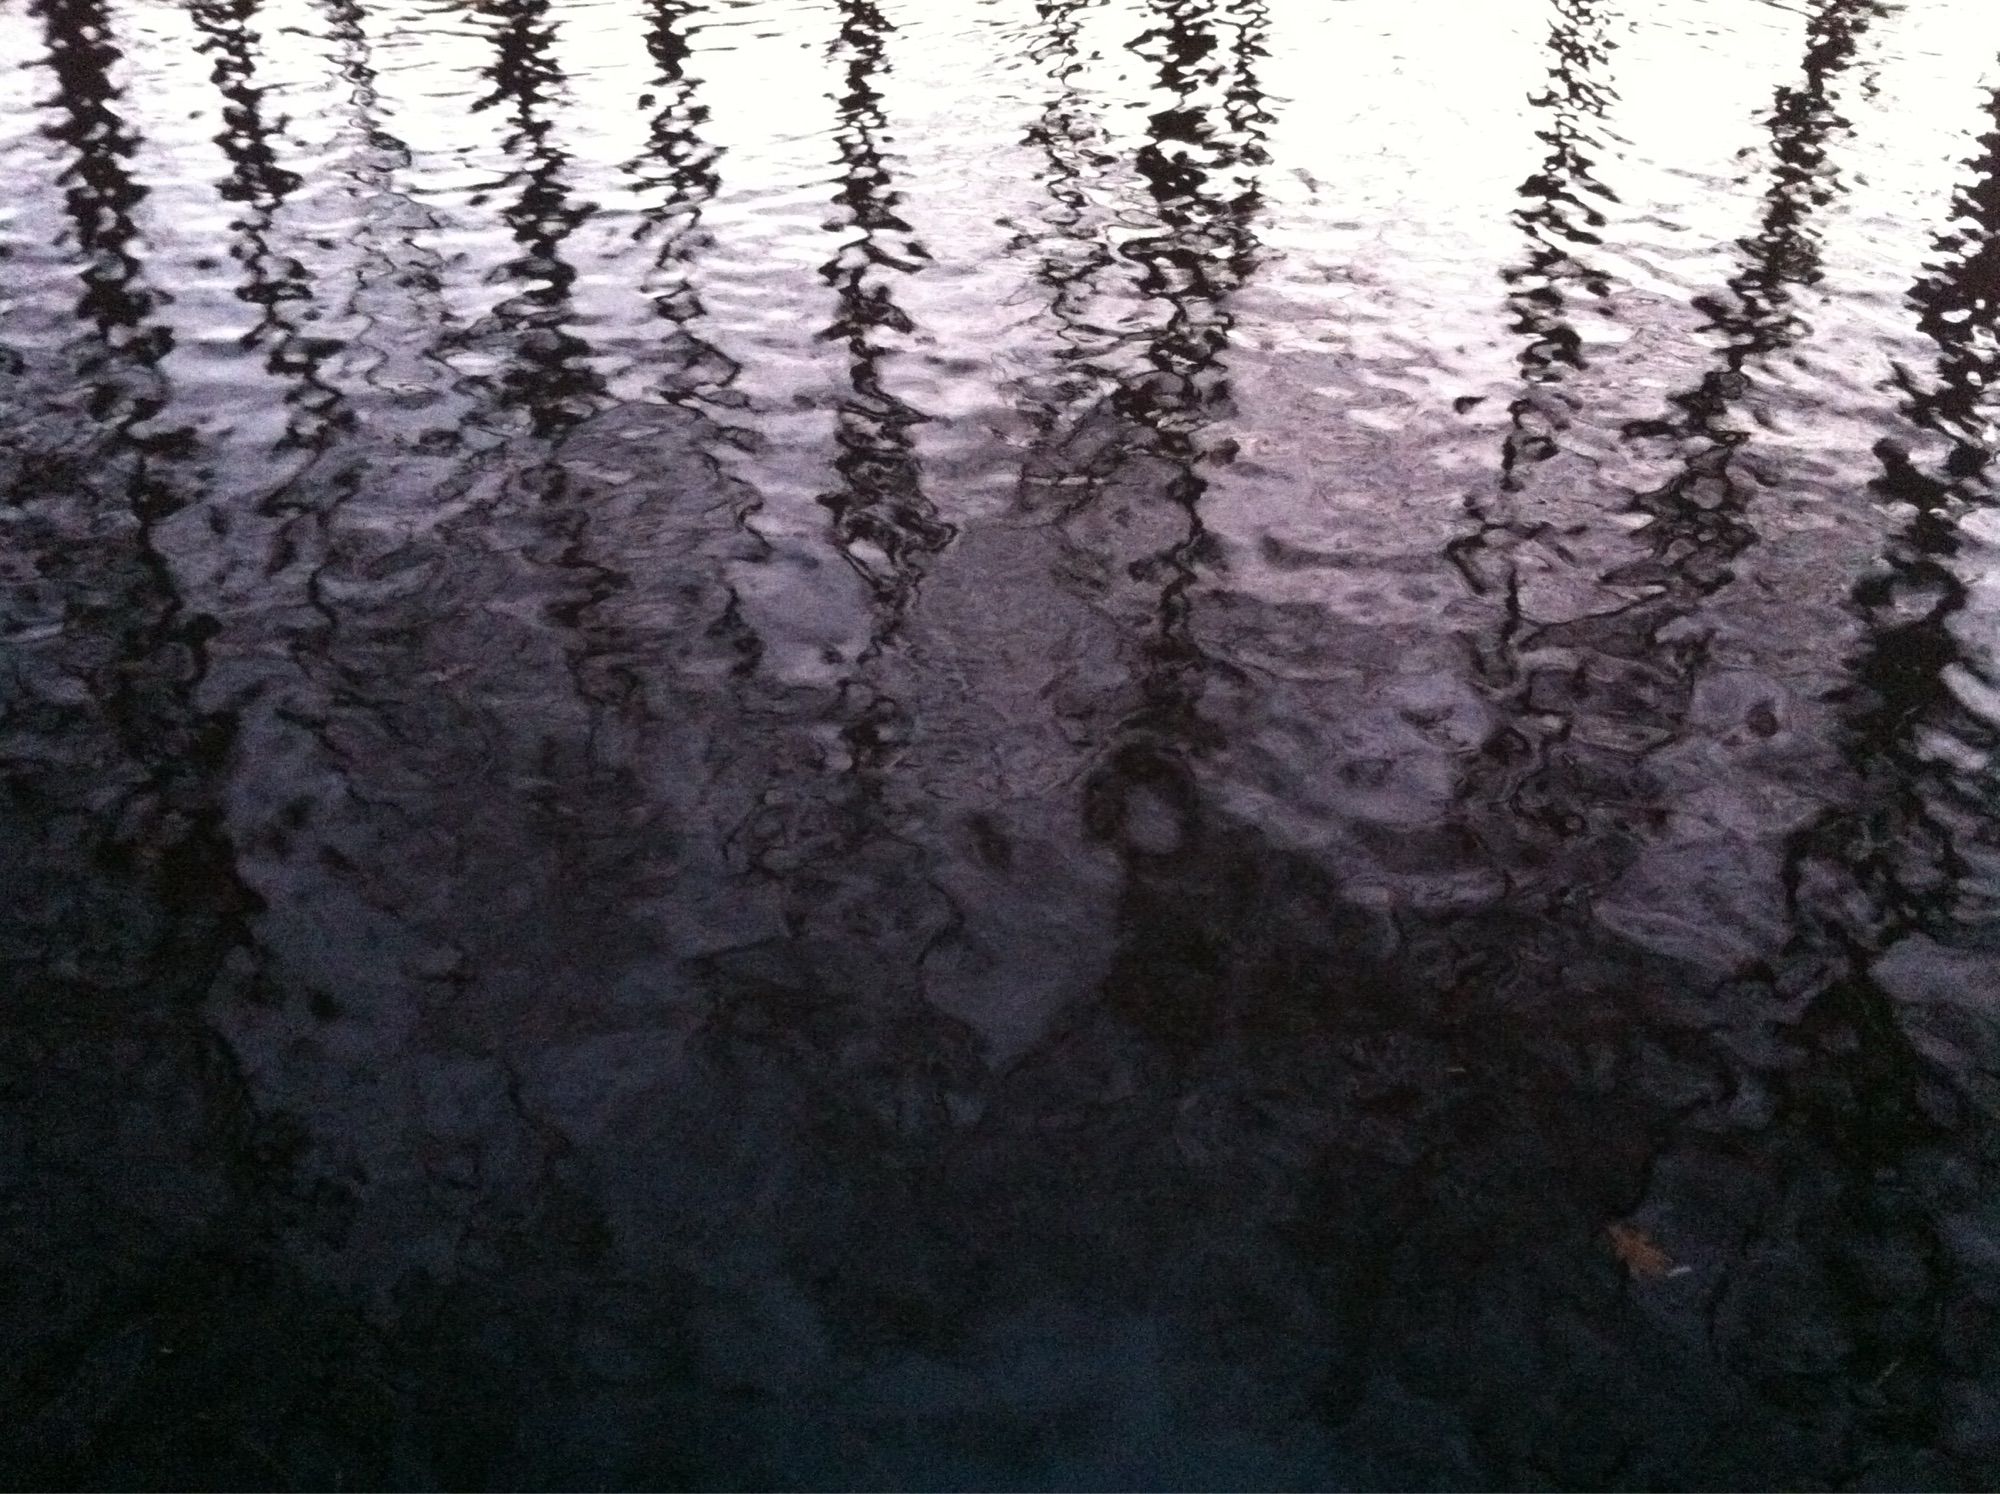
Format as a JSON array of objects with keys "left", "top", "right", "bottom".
[{"left": 4, "top": 0, "right": 2000, "bottom": 1485}]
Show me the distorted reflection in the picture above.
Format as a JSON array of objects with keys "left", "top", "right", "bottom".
[
  {"left": 818, "top": 0, "right": 952, "bottom": 632},
  {"left": 1078, "top": 0, "right": 1271, "bottom": 1032},
  {"left": 4, "top": 0, "right": 2000, "bottom": 1488},
  {"left": 190, "top": 0, "right": 357, "bottom": 516},
  {"left": 1451, "top": 0, "right": 1622, "bottom": 885},
  {"left": 474, "top": 0, "right": 603, "bottom": 436},
  {"left": 1465, "top": 0, "right": 1882, "bottom": 905},
  {"left": 1784, "top": 69, "right": 2000, "bottom": 1115},
  {"left": 631, "top": 0, "right": 741, "bottom": 417}
]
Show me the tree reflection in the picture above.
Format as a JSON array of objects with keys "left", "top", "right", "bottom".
[
  {"left": 1785, "top": 74, "right": 2000, "bottom": 1115},
  {"left": 1101, "top": 0, "right": 1267, "bottom": 754},
  {"left": 1836, "top": 80, "right": 2000, "bottom": 946},
  {"left": 16, "top": 0, "right": 256, "bottom": 994},
  {"left": 1617, "top": 0, "right": 1886, "bottom": 599},
  {"left": 6, "top": 20, "right": 265, "bottom": 1465},
  {"left": 817, "top": 0, "right": 951, "bottom": 642},
  {"left": 1079, "top": 0, "right": 1271, "bottom": 1042},
  {"left": 40, "top": 0, "right": 159, "bottom": 367},
  {"left": 1453, "top": 0, "right": 1622, "bottom": 730},
  {"left": 188, "top": 0, "right": 354, "bottom": 515},
  {"left": 313, "top": 0, "right": 453, "bottom": 448},
  {"left": 1718, "top": 71, "right": 2000, "bottom": 1431},
  {"left": 630, "top": 0, "right": 746, "bottom": 422},
  {"left": 1013, "top": 0, "right": 1126, "bottom": 520},
  {"left": 1495, "top": 0, "right": 1619, "bottom": 501},
  {"left": 1476, "top": 0, "right": 1883, "bottom": 872},
  {"left": 472, "top": 0, "right": 601, "bottom": 440}
]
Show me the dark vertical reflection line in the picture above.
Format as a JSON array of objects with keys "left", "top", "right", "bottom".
[
  {"left": 1124, "top": 0, "right": 1226, "bottom": 732},
  {"left": 818, "top": 0, "right": 951, "bottom": 651},
  {"left": 626, "top": 0, "right": 767, "bottom": 680},
  {"left": 15, "top": 0, "right": 260, "bottom": 998},
  {"left": 696, "top": 0, "right": 962, "bottom": 1060},
  {"left": 299, "top": 0, "right": 464, "bottom": 657},
  {"left": 1501, "top": 0, "right": 1620, "bottom": 489},
  {"left": 183, "top": 2, "right": 303, "bottom": 337},
  {"left": 1445, "top": 0, "right": 1623, "bottom": 901},
  {"left": 6, "top": 4, "right": 267, "bottom": 1450},
  {"left": 40, "top": 0, "right": 161, "bottom": 381},
  {"left": 1452, "top": 0, "right": 1621, "bottom": 671},
  {"left": 38, "top": 0, "right": 179, "bottom": 512},
  {"left": 1711, "top": 75, "right": 2000, "bottom": 1422},
  {"left": 473, "top": 0, "right": 601, "bottom": 444},
  {"left": 321, "top": 0, "right": 400, "bottom": 164},
  {"left": 777, "top": 0, "right": 945, "bottom": 926},
  {"left": 315, "top": 0, "right": 444, "bottom": 401},
  {"left": 185, "top": 0, "right": 352, "bottom": 519},
  {"left": 1473, "top": 0, "right": 1883, "bottom": 873},
  {"left": 1616, "top": 0, "right": 1886, "bottom": 604},
  {"left": 467, "top": 0, "right": 621, "bottom": 708},
  {"left": 1078, "top": 0, "right": 1272, "bottom": 1050},
  {"left": 1779, "top": 73, "right": 2000, "bottom": 1149},
  {"left": 630, "top": 0, "right": 743, "bottom": 417},
  {"left": 1097, "top": 0, "right": 1269, "bottom": 773},
  {"left": 1842, "top": 80, "right": 2000, "bottom": 943},
  {"left": 1013, "top": 0, "right": 1126, "bottom": 520}
]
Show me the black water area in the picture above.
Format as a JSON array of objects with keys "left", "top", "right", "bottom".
[{"left": 4, "top": 0, "right": 2000, "bottom": 1486}]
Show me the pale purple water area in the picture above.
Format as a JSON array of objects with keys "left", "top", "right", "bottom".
[{"left": 4, "top": 0, "right": 2000, "bottom": 1486}]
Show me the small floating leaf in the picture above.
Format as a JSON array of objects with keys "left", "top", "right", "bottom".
[{"left": 1606, "top": 1222, "right": 1676, "bottom": 1280}]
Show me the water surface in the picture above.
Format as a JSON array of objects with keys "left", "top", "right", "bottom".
[{"left": 4, "top": 0, "right": 2000, "bottom": 1486}]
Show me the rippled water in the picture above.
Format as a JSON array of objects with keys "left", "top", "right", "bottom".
[{"left": 4, "top": 0, "right": 2000, "bottom": 1485}]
